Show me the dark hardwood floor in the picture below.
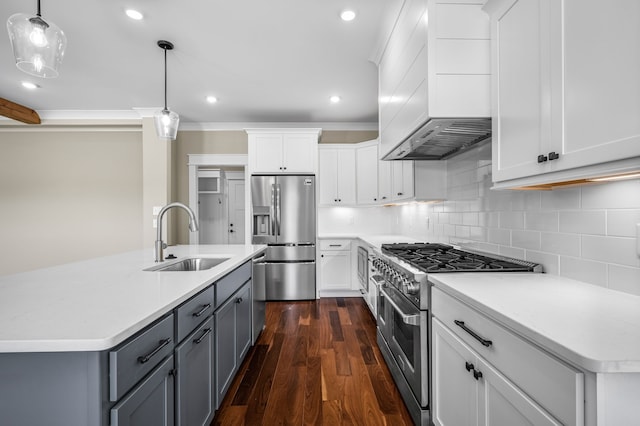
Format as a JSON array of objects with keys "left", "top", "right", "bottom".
[{"left": 212, "top": 297, "right": 414, "bottom": 425}]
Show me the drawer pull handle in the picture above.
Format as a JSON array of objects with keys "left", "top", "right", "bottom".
[
  {"left": 465, "top": 362, "right": 474, "bottom": 372},
  {"left": 193, "top": 328, "right": 212, "bottom": 344},
  {"left": 192, "top": 303, "right": 211, "bottom": 318},
  {"left": 138, "top": 338, "right": 171, "bottom": 364},
  {"left": 454, "top": 320, "right": 493, "bottom": 347},
  {"left": 329, "top": 244, "right": 342, "bottom": 247}
]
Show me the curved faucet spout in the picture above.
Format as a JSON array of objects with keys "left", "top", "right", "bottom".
[{"left": 155, "top": 202, "right": 199, "bottom": 262}]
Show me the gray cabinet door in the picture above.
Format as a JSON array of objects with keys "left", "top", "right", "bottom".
[
  {"left": 236, "top": 283, "right": 252, "bottom": 362},
  {"left": 215, "top": 295, "right": 237, "bottom": 405},
  {"left": 110, "top": 355, "right": 174, "bottom": 426},
  {"left": 176, "top": 317, "right": 215, "bottom": 426}
]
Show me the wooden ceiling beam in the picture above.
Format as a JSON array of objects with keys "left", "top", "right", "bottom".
[{"left": 0, "top": 97, "right": 41, "bottom": 125}]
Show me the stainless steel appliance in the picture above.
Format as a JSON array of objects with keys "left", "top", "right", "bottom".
[
  {"left": 357, "top": 246, "right": 368, "bottom": 295},
  {"left": 251, "top": 175, "right": 316, "bottom": 300},
  {"left": 373, "top": 242, "right": 541, "bottom": 425}
]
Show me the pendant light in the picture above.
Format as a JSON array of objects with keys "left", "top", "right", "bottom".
[
  {"left": 154, "top": 40, "right": 179, "bottom": 140},
  {"left": 6, "top": 0, "right": 67, "bottom": 78}
]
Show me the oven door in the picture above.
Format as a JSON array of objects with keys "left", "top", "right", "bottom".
[
  {"left": 357, "top": 246, "right": 368, "bottom": 293},
  {"left": 379, "top": 285, "right": 428, "bottom": 407}
]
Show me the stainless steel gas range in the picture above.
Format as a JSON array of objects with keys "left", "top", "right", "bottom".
[{"left": 372, "top": 243, "right": 541, "bottom": 425}]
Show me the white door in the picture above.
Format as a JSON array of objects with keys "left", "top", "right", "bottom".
[
  {"left": 227, "top": 179, "right": 245, "bottom": 244},
  {"left": 198, "top": 193, "right": 227, "bottom": 244}
]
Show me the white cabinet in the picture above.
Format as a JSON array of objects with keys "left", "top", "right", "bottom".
[
  {"left": 318, "top": 239, "right": 354, "bottom": 296},
  {"left": 247, "top": 129, "right": 320, "bottom": 174},
  {"left": 431, "top": 287, "right": 584, "bottom": 426},
  {"left": 356, "top": 144, "right": 380, "bottom": 204},
  {"left": 377, "top": 0, "right": 491, "bottom": 159},
  {"left": 485, "top": 0, "right": 640, "bottom": 189},
  {"left": 391, "top": 161, "right": 414, "bottom": 201},
  {"left": 318, "top": 146, "right": 356, "bottom": 205},
  {"left": 433, "top": 319, "right": 561, "bottom": 426}
]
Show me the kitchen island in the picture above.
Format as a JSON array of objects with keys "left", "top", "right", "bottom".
[{"left": 0, "top": 244, "right": 265, "bottom": 426}]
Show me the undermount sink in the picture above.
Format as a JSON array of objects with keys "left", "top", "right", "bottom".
[{"left": 146, "top": 257, "right": 230, "bottom": 272}]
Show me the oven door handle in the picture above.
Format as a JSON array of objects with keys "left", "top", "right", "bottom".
[{"left": 380, "top": 288, "right": 420, "bottom": 326}]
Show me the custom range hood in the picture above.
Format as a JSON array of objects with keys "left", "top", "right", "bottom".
[{"left": 382, "top": 117, "right": 492, "bottom": 161}]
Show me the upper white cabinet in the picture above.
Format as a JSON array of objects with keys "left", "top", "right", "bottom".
[
  {"left": 246, "top": 129, "right": 321, "bottom": 174},
  {"left": 391, "top": 161, "right": 414, "bottom": 202},
  {"left": 377, "top": 0, "right": 491, "bottom": 159},
  {"left": 356, "top": 142, "right": 390, "bottom": 204},
  {"left": 485, "top": 0, "right": 640, "bottom": 189},
  {"left": 318, "top": 145, "right": 357, "bottom": 206}
]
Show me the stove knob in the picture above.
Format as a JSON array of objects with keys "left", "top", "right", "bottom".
[{"left": 404, "top": 280, "right": 420, "bottom": 295}]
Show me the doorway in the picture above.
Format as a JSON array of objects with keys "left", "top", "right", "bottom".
[{"left": 188, "top": 154, "right": 250, "bottom": 245}]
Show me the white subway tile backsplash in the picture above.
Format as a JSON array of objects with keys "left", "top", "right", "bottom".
[
  {"left": 559, "top": 210, "right": 606, "bottom": 235},
  {"left": 512, "top": 230, "right": 541, "bottom": 250},
  {"left": 540, "top": 232, "right": 580, "bottom": 256},
  {"left": 582, "top": 235, "right": 640, "bottom": 268},
  {"left": 608, "top": 265, "right": 640, "bottom": 296},
  {"left": 607, "top": 210, "right": 640, "bottom": 237},
  {"left": 582, "top": 179, "right": 640, "bottom": 209},
  {"left": 559, "top": 256, "right": 607, "bottom": 287},
  {"left": 525, "top": 211, "right": 559, "bottom": 232},
  {"left": 500, "top": 211, "right": 525, "bottom": 229},
  {"left": 359, "top": 145, "right": 640, "bottom": 297},
  {"left": 541, "top": 187, "right": 581, "bottom": 210}
]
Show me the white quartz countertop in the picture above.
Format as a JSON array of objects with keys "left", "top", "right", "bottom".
[
  {"left": 430, "top": 273, "right": 640, "bottom": 373},
  {"left": 0, "top": 244, "right": 266, "bottom": 353}
]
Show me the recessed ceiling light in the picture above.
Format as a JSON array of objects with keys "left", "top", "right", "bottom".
[
  {"left": 340, "top": 10, "right": 356, "bottom": 21},
  {"left": 330, "top": 95, "right": 341, "bottom": 103},
  {"left": 125, "top": 9, "right": 144, "bottom": 20},
  {"left": 21, "top": 82, "right": 39, "bottom": 90},
  {"left": 206, "top": 96, "right": 218, "bottom": 104}
]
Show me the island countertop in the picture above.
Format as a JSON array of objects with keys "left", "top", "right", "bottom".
[{"left": 0, "top": 244, "right": 266, "bottom": 353}]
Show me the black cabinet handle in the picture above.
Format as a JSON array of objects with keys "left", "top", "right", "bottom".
[
  {"left": 236, "top": 297, "right": 243, "bottom": 304},
  {"left": 465, "top": 362, "right": 474, "bottom": 372},
  {"left": 374, "top": 198, "right": 377, "bottom": 201},
  {"left": 537, "top": 154, "right": 548, "bottom": 163},
  {"left": 549, "top": 151, "right": 560, "bottom": 161},
  {"left": 397, "top": 192, "right": 403, "bottom": 196},
  {"left": 473, "top": 369, "right": 483, "bottom": 380},
  {"left": 382, "top": 196, "right": 387, "bottom": 200},
  {"left": 138, "top": 338, "right": 171, "bottom": 364},
  {"left": 454, "top": 320, "right": 493, "bottom": 347},
  {"left": 192, "top": 303, "right": 211, "bottom": 318},
  {"left": 193, "top": 328, "right": 212, "bottom": 344}
]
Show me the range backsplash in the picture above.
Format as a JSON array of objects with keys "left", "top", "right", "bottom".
[{"left": 319, "top": 142, "right": 640, "bottom": 296}]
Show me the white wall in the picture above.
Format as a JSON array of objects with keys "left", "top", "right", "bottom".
[{"left": 393, "top": 143, "right": 640, "bottom": 295}]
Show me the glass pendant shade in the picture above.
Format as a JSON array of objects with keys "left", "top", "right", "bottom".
[
  {"left": 7, "top": 12, "right": 66, "bottom": 78},
  {"left": 154, "top": 108, "right": 180, "bottom": 140}
]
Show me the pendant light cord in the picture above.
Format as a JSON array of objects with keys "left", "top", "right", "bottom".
[
  {"left": 163, "top": 47, "right": 168, "bottom": 111},
  {"left": 36, "top": 0, "right": 42, "bottom": 17}
]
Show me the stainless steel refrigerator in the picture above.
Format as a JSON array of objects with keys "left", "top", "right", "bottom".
[{"left": 251, "top": 175, "right": 316, "bottom": 300}]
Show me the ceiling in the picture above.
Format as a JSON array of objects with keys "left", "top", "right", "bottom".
[{"left": 0, "top": 0, "right": 395, "bottom": 127}]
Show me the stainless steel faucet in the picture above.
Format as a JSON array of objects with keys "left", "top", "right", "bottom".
[{"left": 155, "top": 202, "right": 199, "bottom": 262}]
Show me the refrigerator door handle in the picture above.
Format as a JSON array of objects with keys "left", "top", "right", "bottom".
[
  {"left": 270, "top": 184, "right": 276, "bottom": 236},
  {"left": 276, "top": 184, "right": 282, "bottom": 236}
]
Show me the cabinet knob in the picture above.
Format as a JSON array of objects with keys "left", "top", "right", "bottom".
[
  {"left": 382, "top": 196, "right": 387, "bottom": 200},
  {"left": 373, "top": 198, "right": 377, "bottom": 201},
  {"left": 334, "top": 199, "right": 338, "bottom": 202},
  {"left": 465, "top": 362, "right": 474, "bottom": 372},
  {"left": 338, "top": 199, "right": 341, "bottom": 202},
  {"left": 397, "top": 192, "right": 403, "bottom": 196},
  {"left": 548, "top": 151, "right": 560, "bottom": 161},
  {"left": 537, "top": 154, "right": 548, "bottom": 163},
  {"left": 473, "top": 370, "right": 483, "bottom": 381},
  {"left": 236, "top": 297, "right": 243, "bottom": 304}
]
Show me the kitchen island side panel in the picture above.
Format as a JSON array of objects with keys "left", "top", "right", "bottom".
[{"left": 0, "top": 351, "right": 109, "bottom": 426}]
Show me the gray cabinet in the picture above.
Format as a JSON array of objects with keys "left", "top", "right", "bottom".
[
  {"left": 175, "top": 317, "right": 215, "bottom": 426},
  {"left": 110, "top": 355, "right": 175, "bottom": 426},
  {"left": 215, "top": 281, "right": 252, "bottom": 405}
]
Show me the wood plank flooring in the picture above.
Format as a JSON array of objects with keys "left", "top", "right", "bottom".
[{"left": 212, "top": 297, "right": 414, "bottom": 425}]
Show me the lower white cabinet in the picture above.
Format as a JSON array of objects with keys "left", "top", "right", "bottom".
[
  {"left": 431, "top": 287, "right": 584, "bottom": 426},
  {"left": 319, "top": 239, "right": 353, "bottom": 294},
  {"left": 215, "top": 281, "right": 252, "bottom": 405},
  {"left": 433, "top": 319, "right": 560, "bottom": 426}
]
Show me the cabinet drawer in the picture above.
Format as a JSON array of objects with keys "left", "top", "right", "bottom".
[
  {"left": 175, "top": 285, "right": 214, "bottom": 343},
  {"left": 109, "top": 314, "right": 175, "bottom": 401},
  {"left": 319, "top": 239, "right": 352, "bottom": 251},
  {"left": 215, "top": 261, "right": 251, "bottom": 308},
  {"left": 432, "top": 287, "right": 584, "bottom": 426}
]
